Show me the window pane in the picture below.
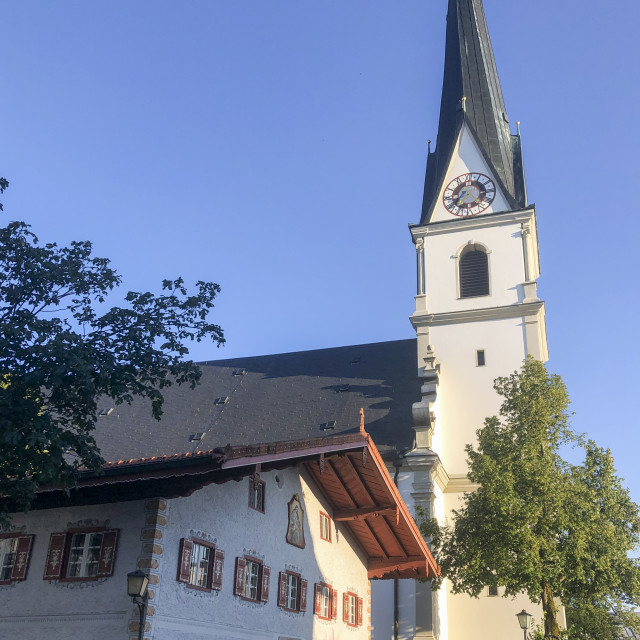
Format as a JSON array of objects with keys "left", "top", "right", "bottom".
[
  {"left": 0, "top": 538, "right": 17, "bottom": 581},
  {"left": 286, "top": 574, "right": 299, "bottom": 610},
  {"left": 320, "top": 514, "right": 330, "bottom": 540},
  {"left": 246, "top": 561, "right": 260, "bottom": 600},
  {"left": 192, "top": 543, "right": 211, "bottom": 587},
  {"left": 67, "top": 532, "right": 103, "bottom": 578},
  {"left": 320, "top": 585, "right": 330, "bottom": 618},
  {"left": 349, "top": 594, "right": 356, "bottom": 624}
]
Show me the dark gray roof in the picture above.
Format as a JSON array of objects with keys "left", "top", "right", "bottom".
[
  {"left": 94, "top": 339, "right": 419, "bottom": 463},
  {"left": 420, "top": 0, "right": 526, "bottom": 223}
]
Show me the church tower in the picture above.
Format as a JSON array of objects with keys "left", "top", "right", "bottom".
[
  {"left": 371, "top": 1, "right": 549, "bottom": 638},
  {"left": 410, "top": 0, "right": 548, "bottom": 474}
]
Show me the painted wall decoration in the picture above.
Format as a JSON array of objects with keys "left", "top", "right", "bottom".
[{"left": 286, "top": 494, "right": 305, "bottom": 549}]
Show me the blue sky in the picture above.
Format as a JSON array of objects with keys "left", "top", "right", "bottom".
[{"left": 2, "top": 1, "right": 639, "bottom": 500}]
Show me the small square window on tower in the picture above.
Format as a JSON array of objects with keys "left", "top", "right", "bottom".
[
  {"left": 476, "top": 350, "right": 486, "bottom": 367},
  {"left": 488, "top": 582, "right": 499, "bottom": 597}
]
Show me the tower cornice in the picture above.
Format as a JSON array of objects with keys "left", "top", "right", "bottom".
[{"left": 410, "top": 205, "right": 536, "bottom": 240}]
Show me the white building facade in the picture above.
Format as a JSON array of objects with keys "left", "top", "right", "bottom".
[{"left": 0, "top": 435, "right": 436, "bottom": 640}]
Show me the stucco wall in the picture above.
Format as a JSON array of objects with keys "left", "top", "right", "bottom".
[
  {"left": 153, "top": 465, "right": 370, "bottom": 640},
  {"left": 0, "top": 499, "right": 145, "bottom": 640},
  {"left": 0, "top": 463, "right": 372, "bottom": 640}
]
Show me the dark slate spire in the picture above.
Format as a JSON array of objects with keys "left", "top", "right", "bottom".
[{"left": 420, "top": 0, "right": 526, "bottom": 223}]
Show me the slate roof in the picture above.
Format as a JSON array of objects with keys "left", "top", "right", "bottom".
[
  {"left": 94, "top": 339, "right": 420, "bottom": 464},
  {"left": 420, "top": 0, "right": 527, "bottom": 223}
]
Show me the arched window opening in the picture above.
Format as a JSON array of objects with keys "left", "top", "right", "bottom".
[{"left": 459, "top": 245, "right": 489, "bottom": 298}]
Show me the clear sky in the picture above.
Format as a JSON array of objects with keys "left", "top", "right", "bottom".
[{"left": 2, "top": 1, "right": 639, "bottom": 500}]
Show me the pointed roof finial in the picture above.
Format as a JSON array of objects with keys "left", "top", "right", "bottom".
[
  {"left": 427, "top": 139, "right": 432, "bottom": 154},
  {"left": 420, "top": 0, "right": 524, "bottom": 222}
]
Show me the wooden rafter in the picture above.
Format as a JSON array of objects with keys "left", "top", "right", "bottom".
[
  {"left": 340, "top": 453, "right": 377, "bottom": 507},
  {"left": 333, "top": 505, "right": 397, "bottom": 521}
]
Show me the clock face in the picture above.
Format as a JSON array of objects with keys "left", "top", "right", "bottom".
[{"left": 443, "top": 173, "right": 496, "bottom": 216}]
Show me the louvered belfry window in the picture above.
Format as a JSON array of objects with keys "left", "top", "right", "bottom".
[{"left": 459, "top": 246, "right": 489, "bottom": 298}]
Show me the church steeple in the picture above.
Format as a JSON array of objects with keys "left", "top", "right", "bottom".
[{"left": 420, "top": 0, "right": 527, "bottom": 223}]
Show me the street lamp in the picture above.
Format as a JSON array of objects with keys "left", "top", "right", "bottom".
[
  {"left": 127, "top": 569, "right": 149, "bottom": 640},
  {"left": 516, "top": 609, "right": 533, "bottom": 640}
]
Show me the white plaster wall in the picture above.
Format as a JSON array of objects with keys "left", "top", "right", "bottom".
[
  {"left": 444, "top": 582, "right": 541, "bottom": 640},
  {"left": 430, "top": 126, "right": 511, "bottom": 224},
  {"left": 432, "top": 317, "right": 527, "bottom": 474},
  {"left": 153, "top": 465, "right": 370, "bottom": 640},
  {"left": 0, "top": 499, "right": 146, "bottom": 640},
  {"left": 422, "top": 218, "right": 527, "bottom": 314}
]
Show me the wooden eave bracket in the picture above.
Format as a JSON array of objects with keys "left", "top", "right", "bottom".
[
  {"left": 367, "top": 556, "right": 430, "bottom": 580},
  {"left": 333, "top": 505, "right": 397, "bottom": 521}
]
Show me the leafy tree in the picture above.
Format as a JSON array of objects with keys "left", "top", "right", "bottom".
[
  {"left": 0, "top": 182, "right": 224, "bottom": 518},
  {"left": 420, "top": 358, "right": 640, "bottom": 639}
]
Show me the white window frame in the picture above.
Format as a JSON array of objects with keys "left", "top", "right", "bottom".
[
  {"left": 320, "top": 512, "right": 331, "bottom": 541},
  {"left": 347, "top": 592, "right": 357, "bottom": 625},
  {"left": 286, "top": 572, "right": 300, "bottom": 610},
  {"left": 319, "top": 583, "right": 331, "bottom": 619},
  {"left": 66, "top": 532, "right": 102, "bottom": 578},
  {"left": 189, "top": 541, "right": 213, "bottom": 588},
  {"left": 245, "top": 559, "right": 261, "bottom": 600}
]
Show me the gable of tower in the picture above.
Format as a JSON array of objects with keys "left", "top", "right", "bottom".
[{"left": 429, "top": 121, "right": 513, "bottom": 224}]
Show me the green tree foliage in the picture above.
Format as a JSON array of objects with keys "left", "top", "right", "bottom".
[
  {"left": 0, "top": 183, "right": 224, "bottom": 518},
  {"left": 420, "top": 358, "right": 640, "bottom": 639}
]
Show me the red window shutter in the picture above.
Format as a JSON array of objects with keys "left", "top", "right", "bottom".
[
  {"left": 211, "top": 549, "right": 224, "bottom": 590},
  {"left": 96, "top": 529, "right": 119, "bottom": 577},
  {"left": 314, "top": 583, "right": 322, "bottom": 614},
  {"left": 300, "top": 579, "right": 308, "bottom": 612},
  {"left": 278, "top": 572, "right": 287, "bottom": 607},
  {"left": 331, "top": 588, "right": 338, "bottom": 619},
  {"left": 357, "top": 597, "right": 363, "bottom": 626},
  {"left": 43, "top": 533, "right": 67, "bottom": 580},
  {"left": 260, "top": 565, "right": 271, "bottom": 602},
  {"left": 343, "top": 592, "right": 349, "bottom": 622},
  {"left": 11, "top": 535, "right": 34, "bottom": 581},
  {"left": 234, "top": 557, "right": 246, "bottom": 596},
  {"left": 177, "top": 538, "right": 193, "bottom": 583}
]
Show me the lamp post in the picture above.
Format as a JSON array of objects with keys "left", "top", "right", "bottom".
[
  {"left": 516, "top": 609, "right": 533, "bottom": 640},
  {"left": 127, "top": 569, "right": 149, "bottom": 640}
]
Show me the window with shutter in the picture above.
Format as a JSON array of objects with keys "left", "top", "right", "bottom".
[
  {"left": 234, "top": 555, "right": 267, "bottom": 603},
  {"left": 314, "top": 582, "right": 332, "bottom": 620},
  {"left": 0, "top": 534, "right": 34, "bottom": 583},
  {"left": 300, "top": 579, "right": 308, "bottom": 612},
  {"left": 278, "top": 572, "right": 288, "bottom": 607},
  {"left": 343, "top": 592, "right": 363, "bottom": 627},
  {"left": 234, "top": 557, "right": 247, "bottom": 596},
  {"left": 277, "top": 570, "right": 304, "bottom": 612},
  {"left": 459, "top": 245, "right": 490, "bottom": 298},
  {"left": 44, "top": 529, "right": 119, "bottom": 581},
  {"left": 260, "top": 565, "right": 271, "bottom": 602},
  {"left": 212, "top": 549, "right": 225, "bottom": 591},
  {"left": 177, "top": 537, "right": 220, "bottom": 591},
  {"left": 331, "top": 589, "right": 338, "bottom": 620}
]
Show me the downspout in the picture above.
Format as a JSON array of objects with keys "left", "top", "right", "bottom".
[{"left": 393, "top": 461, "right": 401, "bottom": 640}]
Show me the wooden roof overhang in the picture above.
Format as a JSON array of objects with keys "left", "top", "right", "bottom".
[{"left": 30, "top": 428, "right": 439, "bottom": 581}]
